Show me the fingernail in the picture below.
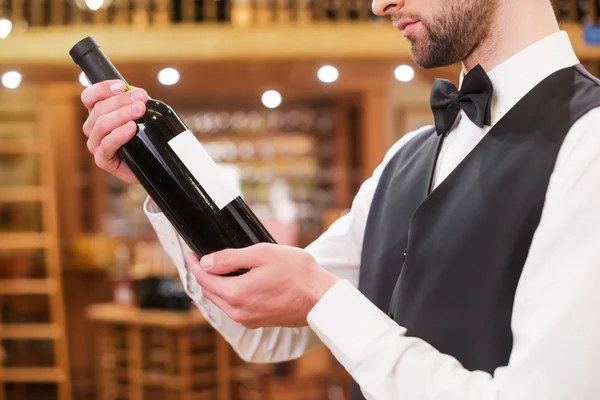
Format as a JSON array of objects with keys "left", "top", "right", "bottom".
[
  {"left": 200, "top": 254, "right": 214, "bottom": 270},
  {"left": 131, "top": 90, "right": 146, "bottom": 102},
  {"left": 110, "top": 81, "right": 125, "bottom": 93},
  {"left": 129, "top": 103, "right": 141, "bottom": 115}
]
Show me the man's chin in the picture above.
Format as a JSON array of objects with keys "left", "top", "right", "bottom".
[
  {"left": 409, "top": 45, "right": 431, "bottom": 69},
  {"left": 411, "top": 55, "right": 445, "bottom": 70},
  {"left": 410, "top": 45, "right": 455, "bottom": 69}
]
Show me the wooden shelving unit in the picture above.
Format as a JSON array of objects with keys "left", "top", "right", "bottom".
[
  {"left": 0, "top": 279, "right": 58, "bottom": 295},
  {"left": 85, "top": 303, "right": 346, "bottom": 400},
  {"left": 86, "top": 303, "right": 232, "bottom": 400},
  {"left": 0, "top": 323, "right": 62, "bottom": 340},
  {"left": 0, "top": 86, "right": 71, "bottom": 400}
]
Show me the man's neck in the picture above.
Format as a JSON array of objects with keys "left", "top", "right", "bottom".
[{"left": 462, "top": 0, "right": 560, "bottom": 73}]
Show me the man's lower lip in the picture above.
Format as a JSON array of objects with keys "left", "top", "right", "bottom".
[{"left": 403, "top": 22, "right": 419, "bottom": 37}]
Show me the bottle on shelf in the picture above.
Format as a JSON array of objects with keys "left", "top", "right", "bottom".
[
  {"left": 326, "top": 0, "right": 337, "bottom": 20},
  {"left": 296, "top": 0, "right": 313, "bottom": 24},
  {"left": 112, "top": 244, "right": 135, "bottom": 307},
  {"left": 256, "top": 0, "right": 273, "bottom": 25},
  {"left": 276, "top": 0, "right": 292, "bottom": 24},
  {"left": 231, "top": 0, "right": 254, "bottom": 27},
  {"left": 348, "top": 0, "right": 360, "bottom": 20},
  {"left": 132, "top": 241, "right": 190, "bottom": 311}
]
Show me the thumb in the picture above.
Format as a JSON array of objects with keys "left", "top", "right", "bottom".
[{"left": 201, "top": 246, "right": 263, "bottom": 275}]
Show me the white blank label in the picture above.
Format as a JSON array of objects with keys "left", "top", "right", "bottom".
[{"left": 168, "top": 130, "right": 240, "bottom": 209}]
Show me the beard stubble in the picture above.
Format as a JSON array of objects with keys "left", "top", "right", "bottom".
[{"left": 405, "top": 0, "right": 499, "bottom": 69}]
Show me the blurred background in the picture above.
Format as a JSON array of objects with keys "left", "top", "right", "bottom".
[{"left": 0, "top": 1, "right": 599, "bottom": 399}]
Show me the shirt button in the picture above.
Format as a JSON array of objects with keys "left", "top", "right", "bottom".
[{"left": 403, "top": 248, "right": 407, "bottom": 262}]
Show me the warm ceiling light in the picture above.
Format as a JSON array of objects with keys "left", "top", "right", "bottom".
[
  {"left": 85, "top": 0, "right": 105, "bottom": 11},
  {"left": 2, "top": 71, "right": 22, "bottom": 89},
  {"left": 79, "top": 72, "right": 90, "bottom": 87},
  {"left": 261, "top": 90, "right": 282, "bottom": 109},
  {"left": 157, "top": 68, "right": 180, "bottom": 86},
  {"left": 394, "top": 65, "right": 415, "bottom": 82},
  {"left": 317, "top": 65, "right": 339, "bottom": 83},
  {"left": 0, "top": 19, "right": 12, "bottom": 38}
]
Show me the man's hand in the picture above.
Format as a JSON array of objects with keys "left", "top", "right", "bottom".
[
  {"left": 80, "top": 79, "right": 149, "bottom": 184},
  {"left": 186, "top": 243, "right": 341, "bottom": 329}
]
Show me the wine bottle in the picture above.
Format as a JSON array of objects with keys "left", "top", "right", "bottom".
[{"left": 69, "top": 36, "right": 276, "bottom": 276}]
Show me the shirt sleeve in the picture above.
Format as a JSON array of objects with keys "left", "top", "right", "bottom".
[
  {"left": 144, "top": 127, "right": 427, "bottom": 364},
  {"left": 306, "top": 108, "right": 600, "bottom": 400}
]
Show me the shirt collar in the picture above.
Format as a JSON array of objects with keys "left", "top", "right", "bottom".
[{"left": 458, "top": 31, "right": 580, "bottom": 128}]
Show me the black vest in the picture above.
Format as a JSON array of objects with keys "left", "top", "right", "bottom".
[{"left": 351, "top": 65, "right": 600, "bottom": 400}]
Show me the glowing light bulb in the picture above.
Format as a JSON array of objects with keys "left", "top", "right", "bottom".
[
  {"left": 317, "top": 65, "right": 339, "bottom": 83},
  {"left": 261, "top": 90, "right": 282, "bottom": 109},
  {"left": 158, "top": 68, "right": 180, "bottom": 86},
  {"left": 85, "top": 0, "right": 105, "bottom": 11},
  {"left": 2, "top": 71, "right": 22, "bottom": 89},
  {"left": 394, "top": 65, "right": 415, "bottom": 82},
  {"left": 0, "top": 19, "right": 12, "bottom": 39}
]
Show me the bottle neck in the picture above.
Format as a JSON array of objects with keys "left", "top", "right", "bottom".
[{"left": 77, "top": 50, "right": 129, "bottom": 87}]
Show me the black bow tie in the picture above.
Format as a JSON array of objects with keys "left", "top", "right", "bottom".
[{"left": 430, "top": 64, "right": 494, "bottom": 136}]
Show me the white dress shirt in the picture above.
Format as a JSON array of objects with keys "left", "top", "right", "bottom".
[{"left": 145, "top": 31, "right": 600, "bottom": 399}]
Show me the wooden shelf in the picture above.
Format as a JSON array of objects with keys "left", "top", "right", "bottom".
[
  {"left": 189, "top": 390, "right": 218, "bottom": 400},
  {"left": 142, "top": 372, "right": 183, "bottom": 389},
  {"left": 139, "top": 370, "right": 216, "bottom": 390},
  {"left": 0, "top": 121, "right": 36, "bottom": 136},
  {"left": 0, "top": 186, "right": 46, "bottom": 202},
  {"left": 190, "top": 353, "right": 216, "bottom": 370},
  {"left": 0, "top": 138, "right": 42, "bottom": 153},
  {"left": 190, "top": 371, "right": 217, "bottom": 388},
  {"left": 86, "top": 303, "right": 208, "bottom": 329},
  {"left": 105, "top": 367, "right": 129, "bottom": 377},
  {"left": 0, "top": 323, "right": 62, "bottom": 339},
  {"left": 0, "top": 278, "right": 58, "bottom": 295},
  {"left": 0, "top": 232, "right": 55, "bottom": 249},
  {"left": 1, "top": 367, "right": 66, "bottom": 382}
]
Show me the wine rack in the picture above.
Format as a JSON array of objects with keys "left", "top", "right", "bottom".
[
  {"left": 11, "top": 0, "right": 600, "bottom": 28},
  {"left": 87, "top": 303, "right": 348, "bottom": 400},
  {"left": 86, "top": 303, "right": 235, "bottom": 400},
  {"left": 6, "top": 0, "right": 600, "bottom": 33},
  {"left": 0, "top": 0, "right": 379, "bottom": 29}
]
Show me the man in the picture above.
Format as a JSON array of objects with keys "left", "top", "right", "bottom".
[{"left": 80, "top": 0, "right": 600, "bottom": 398}]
